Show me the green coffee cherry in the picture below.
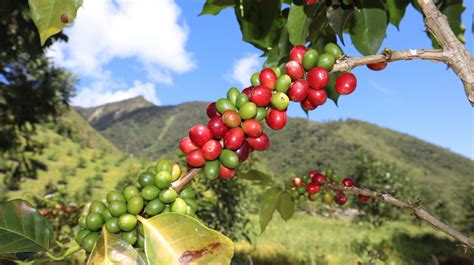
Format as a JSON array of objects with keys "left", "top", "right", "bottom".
[
  {"left": 323, "top": 42, "right": 342, "bottom": 58},
  {"left": 82, "top": 232, "right": 100, "bottom": 252},
  {"left": 75, "top": 230, "right": 90, "bottom": 245},
  {"left": 180, "top": 187, "right": 196, "bottom": 200},
  {"left": 127, "top": 196, "right": 144, "bottom": 215},
  {"left": 303, "top": 48, "right": 319, "bottom": 70},
  {"left": 156, "top": 159, "right": 172, "bottom": 173},
  {"left": 236, "top": 94, "right": 250, "bottom": 109},
  {"left": 123, "top": 186, "right": 140, "bottom": 201},
  {"left": 101, "top": 209, "right": 113, "bottom": 222},
  {"left": 137, "top": 235, "right": 145, "bottom": 248},
  {"left": 146, "top": 198, "right": 165, "bottom": 216},
  {"left": 227, "top": 87, "right": 240, "bottom": 105},
  {"left": 86, "top": 213, "right": 104, "bottom": 231},
  {"left": 171, "top": 198, "right": 188, "bottom": 214},
  {"left": 275, "top": 74, "right": 292, "bottom": 93},
  {"left": 162, "top": 205, "right": 171, "bottom": 213},
  {"left": 239, "top": 102, "right": 257, "bottom": 120},
  {"left": 216, "top": 98, "right": 236, "bottom": 114},
  {"left": 118, "top": 214, "right": 137, "bottom": 232},
  {"left": 105, "top": 218, "right": 120, "bottom": 233},
  {"left": 108, "top": 201, "right": 127, "bottom": 217},
  {"left": 89, "top": 200, "right": 106, "bottom": 214},
  {"left": 255, "top": 107, "right": 267, "bottom": 121},
  {"left": 146, "top": 165, "right": 157, "bottom": 174},
  {"left": 141, "top": 185, "right": 160, "bottom": 201},
  {"left": 170, "top": 163, "right": 181, "bottom": 181},
  {"left": 317, "top": 53, "right": 336, "bottom": 70},
  {"left": 122, "top": 230, "right": 138, "bottom": 245},
  {"left": 138, "top": 171, "right": 155, "bottom": 188},
  {"left": 219, "top": 149, "right": 239, "bottom": 169},
  {"left": 159, "top": 188, "right": 177, "bottom": 204},
  {"left": 250, "top": 72, "right": 260, "bottom": 86},
  {"left": 155, "top": 171, "right": 172, "bottom": 189},
  {"left": 204, "top": 160, "right": 220, "bottom": 180},
  {"left": 79, "top": 216, "right": 87, "bottom": 229},
  {"left": 107, "top": 191, "right": 126, "bottom": 203}
]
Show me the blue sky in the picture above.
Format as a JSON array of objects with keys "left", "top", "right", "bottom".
[{"left": 49, "top": 0, "right": 473, "bottom": 159}]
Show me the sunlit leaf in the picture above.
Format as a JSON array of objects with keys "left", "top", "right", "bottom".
[
  {"left": 277, "top": 191, "right": 295, "bottom": 221},
  {"left": 349, "top": 0, "right": 387, "bottom": 55},
  {"left": 259, "top": 187, "right": 284, "bottom": 233},
  {"left": 28, "top": 0, "right": 82, "bottom": 45},
  {"left": 87, "top": 229, "right": 145, "bottom": 265},
  {"left": 138, "top": 214, "right": 234, "bottom": 265},
  {"left": 326, "top": 6, "right": 354, "bottom": 45},
  {"left": 0, "top": 199, "right": 53, "bottom": 254},
  {"left": 200, "top": 0, "right": 234, "bottom": 16}
]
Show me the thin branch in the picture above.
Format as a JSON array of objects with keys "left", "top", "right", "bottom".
[
  {"left": 171, "top": 168, "right": 201, "bottom": 193},
  {"left": 331, "top": 49, "right": 446, "bottom": 72},
  {"left": 328, "top": 183, "right": 474, "bottom": 251}
]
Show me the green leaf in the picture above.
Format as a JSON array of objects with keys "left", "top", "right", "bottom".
[
  {"left": 235, "top": 0, "right": 283, "bottom": 50},
  {"left": 349, "top": 0, "right": 388, "bottom": 55},
  {"left": 386, "top": 0, "right": 409, "bottom": 29},
  {"left": 138, "top": 214, "right": 234, "bottom": 265},
  {"left": 0, "top": 199, "right": 53, "bottom": 254},
  {"left": 326, "top": 72, "right": 342, "bottom": 105},
  {"left": 200, "top": 0, "right": 234, "bottom": 16},
  {"left": 326, "top": 6, "right": 354, "bottom": 45},
  {"left": 287, "top": 5, "right": 311, "bottom": 45},
  {"left": 237, "top": 170, "right": 273, "bottom": 186},
  {"left": 277, "top": 191, "right": 295, "bottom": 221},
  {"left": 87, "top": 229, "right": 145, "bottom": 265},
  {"left": 259, "top": 187, "right": 284, "bottom": 233},
  {"left": 28, "top": 0, "right": 82, "bottom": 45},
  {"left": 264, "top": 20, "right": 291, "bottom": 68},
  {"left": 440, "top": 0, "right": 465, "bottom": 43}
]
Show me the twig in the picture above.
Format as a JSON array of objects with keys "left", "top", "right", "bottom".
[
  {"left": 327, "top": 183, "right": 474, "bottom": 251},
  {"left": 170, "top": 168, "right": 202, "bottom": 193},
  {"left": 331, "top": 1, "right": 474, "bottom": 105}
]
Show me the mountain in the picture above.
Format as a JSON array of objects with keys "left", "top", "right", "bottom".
[{"left": 78, "top": 99, "right": 473, "bottom": 203}]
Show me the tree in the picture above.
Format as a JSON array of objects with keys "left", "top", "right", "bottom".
[{"left": 0, "top": 0, "right": 76, "bottom": 189}]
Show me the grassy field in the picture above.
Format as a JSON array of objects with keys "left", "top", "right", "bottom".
[{"left": 233, "top": 214, "right": 473, "bottom": 265}]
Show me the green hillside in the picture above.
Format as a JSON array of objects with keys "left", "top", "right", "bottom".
[
  {"left": 78, "top": 97, "right": 473, "bottom": 205},
  {"left": 2, "top": 109, "right": 143, "bottom": 201}
]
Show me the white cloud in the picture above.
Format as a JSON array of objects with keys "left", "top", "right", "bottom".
[
  {"left": 228, "top": 54, "right": 263, "bottom": 88},
  {"left": 72, "top": 80, "right": 159, "bottom": 107},
  {"left": 48, "top": 0, "right": 195, "bottom": 84},
  {"left": 369, "top": 80, "right": 394, "bottom": 95}
]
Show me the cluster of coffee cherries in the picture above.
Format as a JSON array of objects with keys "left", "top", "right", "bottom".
[
  {"left": 179, "top": 43, "right": 358, "bottom": 179},
  {"left": 75, "top": 160, "right": 197, "bottom": 252},
  {"left": 289, "top": 170, "right": 370, "bottom": 205}
]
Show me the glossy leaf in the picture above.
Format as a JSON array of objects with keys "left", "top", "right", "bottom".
[
  {"left": 237, "top": 170, "right": 273, "bottom": 186},
  {"left": 287, "top": 5, "right": 311, "bottom": 45},
  {"left": 200, "top": 0, "right": 234, "bottom": 16},
  {"left": 28, "top": 0, "right": 82, "bottom": 45},
  {"left": 259, "top": 187, "right": 284, "bottom": 233},
  {"left": 277, "top": 191, "right": 295, "bottom": 221},
  {"left": 264, "top": 19, "right": 291, "bottom": 68},
  {"left": 138, "top": 214, "right": 234, "bottom": 265},
  {"left": 326, "top": 6, "right": 354, "bottom": 45},
  {"left": 87, "top": 229, "right": 146, "bottom": 265},
  {"left": 349, "top": 0, "right": 388, "bottom": 55},
  {"left": 235, "top": 0, "right": 283, "bottom": 50},
  {"left": 0, "top": 199, "right": 53, "bottom": 253},
  {"left": 386, "top": 0, "right": 409, "bottom": 29}
]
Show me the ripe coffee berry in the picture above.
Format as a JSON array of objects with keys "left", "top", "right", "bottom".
[
  {"left": 202, "top": 140, "right": 222, "bottom": 160},
  {"left": 307, "top": 67, "right": 329, "bottom": 90},
  {"left": 235, "top": 140, "right": 251, "bottom": 161},
  {"left": 187, "top": 149, "right": 206, "bottom": 168},
  {"left": 341, "top": 177, "right": 354, "bottom": 187},
  {"left": 293, "top": 177, "right": 303, "bottom": 187},
  {"left": 241, "top": 86, "right": 254, "bottom": 96},
  {"left": 335, "top": 72, "right": 357, "bottom": 95},
  {"left": 290, "top": 45, "right": 308, "bottom": 64},
  {"left": 358, "top": 194, "right": 370, "bottom": 203},
  {"left": 208, "top": 116, "right": 229, "bottom": 139},
  {"left": 224, "top": 128, "right": 245, "bottom": 150},
  {"left": 222, "top": 110, "right": 241, "bottom": 128},
  {"left": 288, "top": 79, "right": 309, "bottom": 102},
  {"left": 207, "top": 102, "right": 219, "bottom": 118},
  {"left": 367, "top": 61, "right": 387, "bottom": 71},
  {"left": 259, "top": 68, "right": 277, "bottom": 89},
  {"left": 189, "top": 125, "right": 212, "bottom": 147},
  {"left": 179, "top": 137, "right": 198, "bottom": 154},
  {"left": 266, "top": 109, "right": 287, "bottom": 130},
  {"left": 301, "top": 98, "right": 317, "bottom": 111},
  {"left": 285, "top": 60, "right": 304, "bottom": 80},
  {"left": 307, "top": 89, "right": 327, "bottom": 106},
  {"left": 242, "top": 119, "right": 263, "bottom": 138},
  {"left": 306, "top": 183, "right": 320, "bottom": 194},
  {"left": 250, "top": 85, "right": 272, "bottom": 107},
  {"left": 219, "top": 164, "right": 235, "bottom": 179},
  {"left": 335, "top": 192, "right": 347, "bottom": 205},
  {"left": 311, "top": 173, "right": 326, "bottom": 185},
  {"left": 247, "top": 133, "right": 270, "bottom": 151}
]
